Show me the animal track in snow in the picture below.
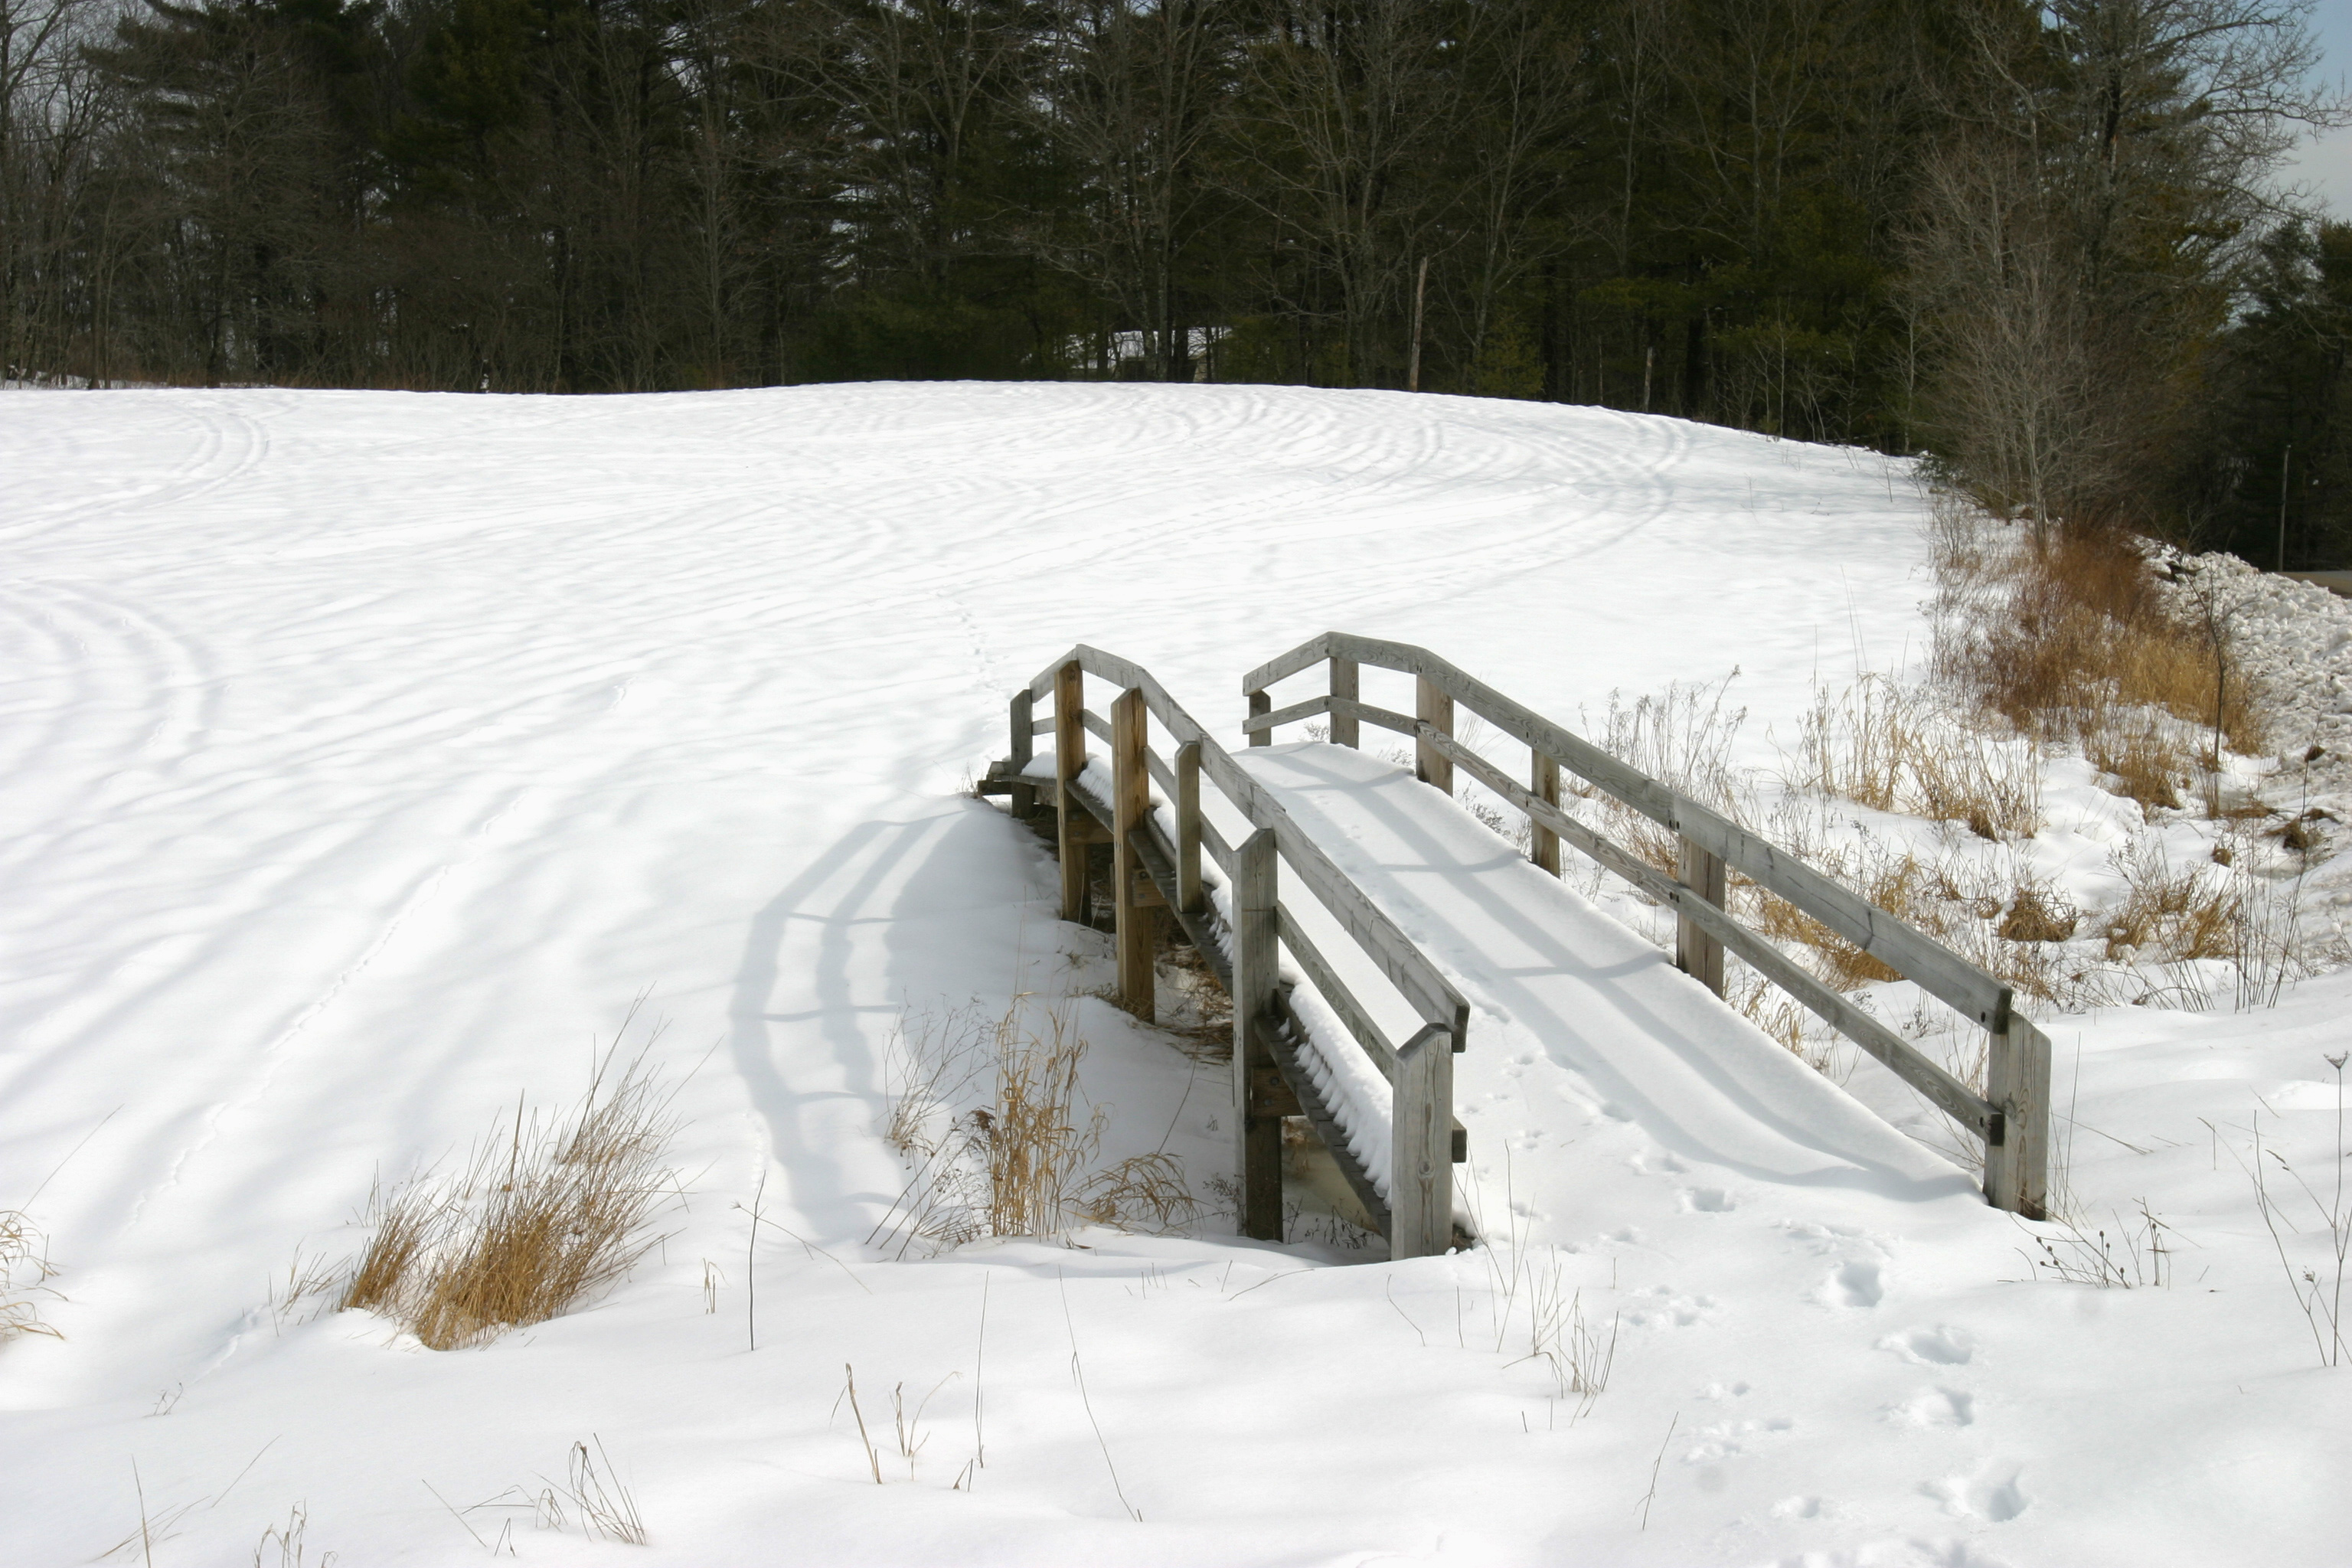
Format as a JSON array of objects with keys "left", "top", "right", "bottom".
[
  {"left": 1926, "top": 1459, "right": 2029, "bottom": 1523},
  {"left": 1880, "top": 1325, "right": 1976, "bottom": 1366},
  {"left": 1679, "top": 1185, "right": 1735, "bottom": 1212},
  {"left": 1820, "top": 1259, "right": 1884, "bottom": 1308},
  {"left": 1887, "top": 1387, "right": 1975, "bottom": 1428}
]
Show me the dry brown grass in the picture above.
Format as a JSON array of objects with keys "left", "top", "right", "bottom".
[
  {"left": 1793, "top": 675, "right": 2043, "bottom": 840},
  {"left": 871, "top": 1001, "right": 1200, "bottom": 1256},
  {"left": 2103, "top": 838, "right": 2239, "bottom": 963},
  {"left": 2087, "top": 714, "right": 2189, "bottom": 812},
  {"left": 339, "top": 1047, "right": 682, "bottom": 1350},
  {"left": 1932, "top": 508, "right": 2267, "bottom": 760},
  {"left": 1, "top": 1209, "right": 61, "bottom": 1341}
]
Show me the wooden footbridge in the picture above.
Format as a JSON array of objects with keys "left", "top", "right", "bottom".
[{"left": 979, "top": 634, "right": 2050, "bottom": 1259}]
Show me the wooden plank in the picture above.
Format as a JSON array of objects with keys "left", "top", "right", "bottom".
[
  {"left": 1677, "top": 835, "right": 1727, "bottom": 996},
  {"left": 1128, "top": 817, "right": 1233, "bottom": 995},
  {"left": 1328, "top": 696, "right": 1419, "bottom": 737},
  {"left": 1040, "top": 645, "right": 1466, "bottom": 1034},
  {"left": 1175, "top": 742, "right": 1204, "bottom": 914},
  {"left": 1320, "top": 632, "right": 2012, "bottom": 1029},
  {"left": 1112, "top": 688, "right": 1156, "bottom": 1021},
  {"left": 1008, "top": 690, "right": 1038, "bottom": 818},
  {"left": 1240, "top": 633, "right": 1335, "bottom": 697},
  {"left": 1390, "top": 1023, "right": 1455, "bottom": 1259},
  {"left": 1145, "top": 744, "right": 1176, "bottom": 796},
  {"left": 1275, "top": 902, "right": 1398, "bottom": 1082},
  {"left": 1246, "top": 689, "right": 1271, "bottom": 748},
  {"left": 1531, "top": 751, "right": 1561, "bottom": 876},
  {"left": 1329, "top": 657, "right": 1361, "bottom": 748},
  {"left": 1423, "top": 722, "right": 1997, "bottom": 1138},
  {"left": 1083, "top": 709, "right": 1112, "bottom": 744},
  {"left": 1233, "top": 829, "right": 1282, "bottom": 1241},
  {"left": 1200, "top": 815, "right": 1234, "bottom": 877},
  {"left": 1239, "top": 693, "right": 1333, "bottom": 735},
  {"left": 1416, "top": 677, "right": 1454, "bottom": 795},
  {"left": 1983, "top": 1016, "right": 2050, "bottom": 1219},
  {"left": 1054, "top": 660, "right": 1087, "bottom": 925}
]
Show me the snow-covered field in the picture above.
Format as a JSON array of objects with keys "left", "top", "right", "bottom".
[{"left": 4, "top": 383, "right": 2348, "bottom": 1566}]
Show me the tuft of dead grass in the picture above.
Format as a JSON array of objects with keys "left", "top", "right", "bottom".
[
  {"left": 2103, "top": 838, "right": 2238, "bottom": 963},
  {"left": 871, "top": 1000, "right": 1200, "bottom": 1256},
  {"left": 1, "top": 1209, "right": 61, "bottom": 1342},
  {"left": 1793, "top": 675, "right": 2043, "bottom": 839},
  {"left": 338, "top": 1042, "right": 683, "bottom": 1351},
  {"left": 1931, "top": 506, "right": 2267, "bottom": 760}
]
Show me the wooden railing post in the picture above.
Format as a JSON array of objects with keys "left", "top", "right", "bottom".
[
  {"left": 1174, "top": 740, "right": 1203, "bottom": 914},
  {"left": 1530, "top": 751, "right": 1561, "bottom": 875},
  {"left": 1390, "top": 1020, "right": 1457, "bottom": 1259},
  {"left": 1675, "top": 828, "right": 1726, "bottom": 996},
  {"left": 1233, "top": 829, "right": 1282, "bottom": 1240},
  {"left": 1055, "top": 660, "right": 1087, "bottom": 924},
  {"left": 1329, "top": 656, "right": 1360, "bottom": 747},
  {"left": 1982, "top": 1011, "right": 2050, "bottom": 1219},
  {"left": 1246, "top": 688, "right": 1271, "bottom": 747},
  {"left": 1112, "top": 687, "right": 1155, "bottom": 1020},
  {"left": 1008, "top": 689, "right": 1037, "bottom": 818},
  {"left": 1415, "top": 677, "right": 1453, "bottom": 794}
]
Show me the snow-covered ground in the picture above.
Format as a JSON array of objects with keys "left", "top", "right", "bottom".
[{"left": 4, "top": 384, "right": 2348, "bottom": 1566}]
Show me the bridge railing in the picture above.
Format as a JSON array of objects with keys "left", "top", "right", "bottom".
[
  {"left": 986, "top": 645, "right": 1471, "bottom": 1259},
  {"left": 1240, "top": 632, "right": 2050, "bottom": 1220}
]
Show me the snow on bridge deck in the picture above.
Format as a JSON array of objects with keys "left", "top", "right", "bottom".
[{"left": 1236, "top": 741, "right": 1980, "bottom": 1236}]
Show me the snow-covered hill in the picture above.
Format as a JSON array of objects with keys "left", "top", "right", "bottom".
[{"left": 3, "top": 384, "right": 2345, "bottom": 1566}]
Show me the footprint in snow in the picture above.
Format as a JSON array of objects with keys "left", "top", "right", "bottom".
[
  {"left": 1818, "top": 1259, "right": 1883, "bottom": 1308},
  {"left": 1678, "top": 1185, "right": 1735, "bottom": 1213},
  {"left": 1887, "top": 1387, "right": 1975, "bottom": 1428},
  {"left": 1924, "top": 1459, "right": 2029, "bottom": 1523},
  {"left": 1880, "top": 1325, "right": 1975, "bottom": 1366}
]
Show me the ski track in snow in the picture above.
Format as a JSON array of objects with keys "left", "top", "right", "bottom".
[{"left": 2, "top": 384, "right": 2344, "bottom": 1567}]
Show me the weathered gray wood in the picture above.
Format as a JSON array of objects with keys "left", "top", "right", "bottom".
[
  {"left": 1299, "top": 632, "right": 2013, "bottom": 1030},
  {"left": 1021, "top": 642, "right": 1468, "bottom": 1034},
  {"left": 1246, "top": 689, "right": 1272, "bottom": 748},
  {"left": 1327, "top": 697, "right": 1419, "bottom": 737},
  {"left": 1112, "top": 688, "right": 1156, "bottom": 1020},
  {"left": 1416, "top": 677, "right": 1454, "bottom": 795},
  {"left": 1200, "top": 815, "right": 1234, "bottom": 877},
  {"left": 1390, "top": 1023, "right": 1455, "bottom": 1259},
  {"left": 1275, "top": 903, "right": 1398, "bottom": 1082},
  {"left": 1145, "top": 744, "right": 1176, "bottom": 796},
  {"left": 1175, "top": 742, "right": 1204, "bottom": 914},
  {"left": 1008, "top": 691, "right": 1038, "bottom": 818},
  {"left": 1677, "top": 835, "right": 1727, "bottom": 996},
  {"left": 1233, "top": 829, "right": 1282, "bottom": 1241},
  {"left": 1982, "top": 1016, "right": 2050, "bottom": 1219},
  {"left": 1083, "top": 709, "right": 1112, "bottom": 744},
  {"left": 1239, "top": 633, "right": 1335, "bottom": 696},
  {"left": 1240, "top": 693, "right": 1334, "bottom": 735},
  {"left": 1423, "top": 721, "right": 1996, "bottom": 1137},
  {"left": 1329, "top": 657, "right": 1361, "bottom": 748},
  {"left": 1531, "top": 751, "right": 1561, "bottom": 876},
  {"left": 1054, "top": 661, "right": 1087, "bottom": 925}
]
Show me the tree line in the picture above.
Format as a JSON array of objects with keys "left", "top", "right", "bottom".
[{"left": 2, "top": 0, "right": 2346, "bottom": 559}]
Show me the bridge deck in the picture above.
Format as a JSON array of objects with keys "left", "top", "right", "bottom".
[{"left": 1236, "top": 743, "right": 1979, "bottom": 1235}]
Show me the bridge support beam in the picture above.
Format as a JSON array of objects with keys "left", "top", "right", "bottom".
[
  {"left": 1531, "top": 752, "right": 1561, "bottom": 875},
  {"left": 1055, "top": 660, "right": 1087, "bottom": 924},
  {"left": 1983, "top": 1015, "right": 2050, "bottom": 1220},
  {"left": 1676, "top": 835, "right": 1726, "bottom": 996},
  {"left": 1416, "top": 678, "right": 1453, "bottom": 794},
  {"left": 1329, "top": 656, "right": 1360, "bottom": 748},
  {"left": 1112, "top": 686, "right": 1155, "bottom": 1021},
  {"left": 1390, "top": 1020, "right": 1459, "bottom": 1259},
  {"left": 1233, "top": 828, "right": 1282, "bottom": 1241}
]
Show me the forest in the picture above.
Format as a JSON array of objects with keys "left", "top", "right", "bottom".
[{"left": 2, "top": 0, "right": 2347, "bottom": 562}]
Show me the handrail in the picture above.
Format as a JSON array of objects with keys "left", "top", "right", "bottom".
[
  {"left": 1004, "top": 645, "right": 1468, "bottom": 1258},
  {"left": 1241, "top": 632, "right": 2050, "bottom": 1220}
]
